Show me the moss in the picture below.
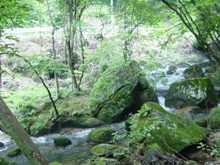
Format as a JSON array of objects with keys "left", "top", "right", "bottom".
[
  {"left": 61, "top": 116, "right": 104, "bottom": 128},
  {"left": 145, "top": 143, "right": 164, "bottom": 153},
  {"left": 87, "top": 127, "right": 115, "bottom": 143},
  {"left": 186, "top": 160, "right": 199, "bottom": 165},
  {"left": 93, "top": 157, "right": 118, "bottom": 165},
  {"left": 56, "top": 93, "right": 91, "bottom": 117},
  {"left": 89, "top": 60, "right": 157, "bottom": 123},
  {"left": 53, "top": 136, "right": 72, "bottom": 147},
  {"left": 49, "top": 162, "right": 64, "bottom": 165},
  {"left": 29, "top": 117, "right": 48, "bottom": 136},
  {"left": 166, "top": 65, "right": 177, "bottom": 75},
  {"left": 90, "top": 144, "right": 125, "bottom": 157},
  {"left": 129, "top": 102, "right": 207, "bottom": 152},
  {"left": 7, "top": 148, "right": 22, "bottom": 157},
  {"left": 97, "top": 108, "right": 115, "bottom": 123},
  {"left": 183, "top": 64, "right": 204, "bottom": 79},
  {"left": 165, "top": 78, "right": 217, "bottom": 109},
  {"left": 208, "top": 108, "right": 220, "bottom": 129},
  {"left": 195, "top": 118, "right": 207, "bottom": 127}
]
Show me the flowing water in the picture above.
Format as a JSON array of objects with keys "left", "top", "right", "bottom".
[
  {"left": 152, "top": 65, "right": 188, "bottom": 111},
  {"left": 0, "top": 122, "right": 125, "bottom": 165}
]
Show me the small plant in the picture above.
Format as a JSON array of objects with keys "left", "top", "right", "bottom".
[
  {"left": 197, "top": 141, "right": 220, "bottom": 157},
  {"left": 112, "top": 130, "right": 129, "bottom": 144}
]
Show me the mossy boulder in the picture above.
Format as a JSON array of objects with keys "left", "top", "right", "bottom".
[
  {"left": 93, "top": 157, "right": 118, "bottom": 165},
  {"left": 90, "top": 144, "right": 128, "bottom": 157},
  {"left": 49, "top": 162, "right": 64, "bottom": 165},
  {"left": 208, "top": 107, "right": 220, "bottom": 129},
  {"left": 89, "top": 60, "right": 158, "bottom": 123},
  {"left": 166, "top": 65, "right": 177, "bottom": 75},
  {"left": 129, "top": 102, "right": 207, "bottom": 152},
  {"left": 165, "top": 78, "right": 217, "bottom": 109},
  {"left": 143, "top": 143, "right": 167, "bottom": 164},
  {"left": 87, "top": 127, "right": 115, "bottom": 143},
  {"left": 61, "top": 116, "right": 104, "bottom": 128},
  {"left": 53, "top": 136, "right": 72, "bottom": 147},
  {"left": 146, "top": 143, "right": 164, "bottom": 153},
  {"left": 29, "top": 120, "right": 59, "bottom": 137},
  {"left": 7, "top": 148, "right": 22, "bottom": 157},
  {"left": 183, "top": 64, "right": 204, "bottom": 79}
]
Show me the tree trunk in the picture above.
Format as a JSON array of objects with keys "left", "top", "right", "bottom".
[
  {"left": 0, "top": 97, "right": 48, "bottom": 165},
  {"left": 46, "top": 0, "right": 60, "bottom": 99}
]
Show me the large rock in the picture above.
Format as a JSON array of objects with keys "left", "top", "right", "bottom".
[
  {"left": 90, "top": 144, "right": 129, "bottom": 157},
  {"left": 87, "top": 127, "right": 115, "bottom": 143},
  {"left": 183, "top": 64, "right": 204, "bottom": 79},
  {"left": 208, "top": 107, "right": 220, "bottom": 129},
  {"left": 89, "top": 61, "right": 158, "bottom": 123},
  {"left": 129, "top": 102, "right": 206, "bottom": 152},
  {"left": 166, "top": 65, "right": 177, "bottom": 75},
  {"left": 60, "top": 116, "right": 104, "bottom": 128},
  {"left": 53, "top": 136, "right": 72, "bottom": 147},
  {"left": 165, "top": 78, "right": 217, "bottom": 109}
]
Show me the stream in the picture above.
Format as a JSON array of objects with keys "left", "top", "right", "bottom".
[
  {"left": 0, "top": 122, "right": 124, "bottom": 165},
  {"left": 0, "top": 57, "right": 213, "bottom": 164}
]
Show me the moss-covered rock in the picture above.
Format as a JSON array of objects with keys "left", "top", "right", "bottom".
[
  {"left": 91, "top": 144, "right": 119, "bottom": 156},
  {"left": 183, "top": 64, "right": 204, "bottom": 79},
  {"left": 61, "top": 116, "right": 104, "bottom": 128},
  {"left": 90, "top": 144, "right": 129, "bottom": 157},
  {"left": 166, "top": 65, "right": 177, "bottom": 75},
  {"left": 89, "top": 60, "right": 158, "bottom": 123},
  {"left": 129, "top": 102, "right": 207, "bottom": 152},
  {"left": 7, "top": 148, "right": 21, "bottom": 157},
  {"left": 0, "top": 157, "right": 9, "bottom": 165},
  {"left": 143, "top": 143, "right": 166, "bottom": 164},
  {"left": 93, "top": 157, "right": 119, "bottom": 165},
  {"left": 208, "top": 108, "right": 220, "bottom": 129},
  {"left": 165, "top": 78, "right": 217, "bottom": 109},
  {"left": 49, "top": 162, "right": 64, "bottom": 165},
  {"left": 145, "top": 143, "right": 164, "bottom": 153},
  {"left": 53, "top": 136, "right": 72, "bottom": 147},
  {"left": 194, "top": 118, "right": 208, "bottom": 127},
  {"left": 87, "top": 127, "right": 115, "bottom": 143},
  {"left": 29, "top": 119, "right": 59, "bottom": 137}
]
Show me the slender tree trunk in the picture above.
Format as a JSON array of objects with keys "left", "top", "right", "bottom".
[
  {"left": 0, "top": 97, "right": 48, "bottom": 165},
  {"left": 46, "top": 0, "right": 60, "bottom": 98},
  {"left": 18, "top": 56, "right": 60, "bottom": 118}
]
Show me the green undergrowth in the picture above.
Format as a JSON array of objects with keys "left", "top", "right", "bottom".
[
  {"left": 3, "top": 84, "right": 88, "bottom": 134},
  {"left": 51, "top": 92, "right": 91, "bottom": 117}
]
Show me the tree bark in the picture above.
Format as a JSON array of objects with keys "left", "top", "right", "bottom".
[
  {"left": 46, "top": 0, "right": 60, "bottom": 99},
  {"left": 0, "top": 97, "right": 48, "bottom": 165}
]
